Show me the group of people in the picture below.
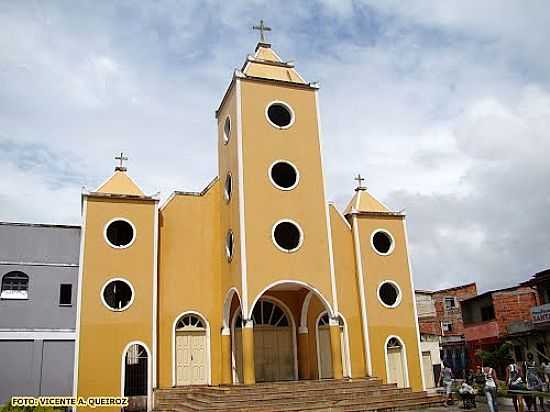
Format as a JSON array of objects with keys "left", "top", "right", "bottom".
[{"left": 438, "top": 353, "right": 550, "bottom": 412}]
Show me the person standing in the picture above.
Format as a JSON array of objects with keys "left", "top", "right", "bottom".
[
  {"left": 438, "top": 362, "right": 454, "bottom": 406},
  {"left": 483, "top": 364, "right": 499, "bottom": 412},
  {"left": 526, "top": 353, "right": 545, "bottom": 412},
  {"left": 507, "top": 360, "right": 525, "bottom": 412}
]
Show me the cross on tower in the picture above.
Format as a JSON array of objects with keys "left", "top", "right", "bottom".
[
  {"left": 354, "top": 174, "right": 367, "bottom": 191},
  {"left": 115, "top": 152, "right": 128, "bottom": 172},
  {"left": 253, "top": 19, "right": 272, "bottom": 43}
]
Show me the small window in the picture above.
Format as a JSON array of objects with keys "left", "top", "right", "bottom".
[
  {"left": 266, "top": 102, "right": 294, "bottom": 129},
  {"left": 481, "top": 305, "right": 495, "bottom": 321},
  {"left": 1, "top": 271, "right": 29, "bottom": 300},
  {"left": 442, "top": 322, "right": 453, "bottom": 332},
  {"left": 176, "top": 314, "right": 205, "bottom": 330},
  {"left": 59, "top": 284, "right": 72, "bottom": 305},
  {"left": 371, "top": 230, "right": 394, "bottom": 255},
  {"left": 223, "top": 116, "right": 231, "bottom": 144},
  {"left": 101, "top": 279, "right": 134, "bottom": 311},
  {"left": 224, "top": 172, "right": 232, "bottom": 202},
  {"left": 105, "top": 219, "right": 135, "bottom": 248},
  {"left": 226, "top": 230, "right": 234, "bottom": 261},
  {"left": 272, "top": 220, "right": 303, "bottom": 252},
  {"left": 378, "top": 281, "right": 401, "bottom": 308},
  {"left": 251, "top": 300, "right": 289, "bottom": 327},
  {"left": 444, "top": 297, "right": 456, "bottom": 310},
  {"left": 270, "top": 161, "right": 299, "bottom": 190}
]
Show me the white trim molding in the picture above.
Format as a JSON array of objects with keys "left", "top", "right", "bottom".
[
  {"left": 271, "top": 218, "right": 304, "bottom": 254},
  {"left": 120, "top": 341, "right": 152, "bottom": 412},
  {"left": 268, "top": 159, "right": 300, "bottom": 191},
  {"left": 384, "top": 335, "right": 410, "bottom": 389},
  {"left": 103, "top": 217, "right": 137, "bottom": 249},
  {"left": 222, "top": 287, "right": 241, "bottom": 330},
  {"left": 265, "top": 100, "right": 295, "bottom": 130},
  {"left": 152, "top": 201, "right": 159, "bottom": 389},
  {"left": 100, "top": 277, "right": 135, "bottom": 312},
  {"left": 376, "top": 280, "right": 403, "bottom": 309},
  {"left": 171, "top": 310, "right": 212, "bottom": 386},
  {"left": 370, "top": 228, "right": 395, "bottom": 256}
]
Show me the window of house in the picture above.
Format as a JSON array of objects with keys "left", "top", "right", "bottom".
[
  {"left": 266, "top": 102, "right": 294, "bottom": 129},
  {"left": 223, "top": 116, "right": 231, "bottom": 144},
  {"left": 224, "top": 172, "right": 232, "bottom": 202},
  {"left": 371, "top": 230, "right": 394, "bottom": 255},
  {"left": 269, "top": 161, "right": 299, "bottom": 190},
  {"left": 101, "top": 279, "right": 134, "bottom": 311},
  {"left": 442, "top": 322, "right": 453, "bottom": 333},
  {"left": 481, "top": 305, "right": 495, "bottom": 321},
  {"left": 377, "top": 281, "right": 402, "bottom": 308},
  {"left": 105, "top": 219, "right": 135, "bottom": 248},
  {"left": 59, "top": 284, "right": 72, "bottom": 305},
  {"left": 444, "top": 297, "right": 456, "bottom": 310},
  {"left": 1, "top": 271, "right": 29, "bottom": 300},
  {"left": 272, "top": 220, "right": 303, "bottom": 252},
  {"left": 225, "top": 230, "right": 234, "bottom": 261}
]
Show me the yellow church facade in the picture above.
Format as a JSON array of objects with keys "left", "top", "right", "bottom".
[{"left": 73, "top": 41, "right": 424, "bottom": 411}]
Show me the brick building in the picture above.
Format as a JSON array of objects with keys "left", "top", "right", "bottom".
[
  {"left": 461, "top": 285, "right": 540, "bottom": 373},
  {"left": 416, "top": 283, "right": 478, "bottom": 378}
]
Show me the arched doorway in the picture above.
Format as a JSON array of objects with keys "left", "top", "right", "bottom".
[
  {"left": 173, "top": 312, "right": 210, "bottom": 386},
  {"left": 316, "top": 312, "right": 350, "bottom": 379},
  {"left": 122, "top": 342, "right": 150, "bottom": 411},
  {"left": 233, "top": 297, "right": 296, "bottom": 382},
  {"left": 386, "top": 336, "right": 408, "bottom": 388}
]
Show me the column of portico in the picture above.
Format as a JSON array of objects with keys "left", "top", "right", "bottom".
[
  {"left": 221, "top": 327, "right": 233, "bottom": 384},
  {"left": 242, "top": 319, "right": 256, "bottom": 384},
  {"left": 329, "top": 317, "right": 344, "bottom": 379}
]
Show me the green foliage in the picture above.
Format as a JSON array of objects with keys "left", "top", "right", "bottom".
[
  {"left": 0, "top": 404, "right": 60, "bottom": 412},
  {"left": 476, "top": 342, "right": 513, "bottom": 370}
]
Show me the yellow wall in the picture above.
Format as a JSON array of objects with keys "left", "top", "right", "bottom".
[
  {"left": 157, "top": 182, "right": 223, "bottom": 388},
  {"left": 355, "top": 215, "right": 423, "bottom": 391},
  {"left": 76, "top": 196, "right": 156, "bottom": 410},
  {"left": 240, "top": 79, "right": 334, "bottom": 315}
]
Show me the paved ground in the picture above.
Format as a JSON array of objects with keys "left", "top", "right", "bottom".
[{"left": 424, "top": 397, "right": 550, "bottom": 411}]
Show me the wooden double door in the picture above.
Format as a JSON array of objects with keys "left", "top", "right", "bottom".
[{"left": 176, "top": 331, "right": 207, "bottom": 386}]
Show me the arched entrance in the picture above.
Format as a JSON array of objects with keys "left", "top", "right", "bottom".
[
  {"left": 122, "top": 342, "right": 150, "bottom": 411},
  {"left": 316, "top": 312, "right": 350, "bottom": 379},
  {"left": 233, "top": 297, "right": 297, "bottom": 382},
  {"left": 173, "top": 312, "right": 210, "bottom": 386},
  {"left": 385, "top": 336, "right": 408, "bottom": 388}
]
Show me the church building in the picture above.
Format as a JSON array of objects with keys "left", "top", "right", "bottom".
[{"left": 73, "top": 34, "right": 425, "bottom": 411}]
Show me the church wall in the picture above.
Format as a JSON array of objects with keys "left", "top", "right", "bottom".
[
  {"left": 239, "top": 79, "right": 334, "bottom": 315},
  {"left": 157, "top": 182, "right": 223, "bottom": 388},
  {"left": 356, "top": 215, "right": 423, "bottom": 391},
  {"left": 329, "top": 205, "right": 366, "bottom": 378},
  {"left": 76, "top": 196, "right": 156, "bottom": 411},
  {"left": 217, "top": 81, "right": 244, "bottom": 308}
]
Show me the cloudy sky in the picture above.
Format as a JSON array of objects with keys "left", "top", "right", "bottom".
[{"left": 1, "top": 1, "right": 549, "bottom": 292}]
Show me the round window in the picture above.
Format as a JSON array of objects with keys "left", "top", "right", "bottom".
[
  {"left": 101, "top": 279, "right": 134, "bottom": 311},
  {"left": 105, "top": 219, "right": 135, "bottom": 248},
  {"left": 270, "top": 161, "right": 299, "bottom": 190},
  {"left": 377, "top": 281, "right": 401, "bottom": 308},
  {"left": 226, "top": 230, "right": 234, "bottom": 261},
  {"left": 223, "top": 116, "right": 231, "bottom": 144},
  {"left": 266, "top": 102, "right": 294, "bottom": 129},
  {"left": 224, "top": 172, "right": 232, "bottom": 202},
  {"left": 371, "top": 230, "right": 394, "bottom": 255},
  {"left": 272, "top": 220, "right": 303, "bottom": 252}
]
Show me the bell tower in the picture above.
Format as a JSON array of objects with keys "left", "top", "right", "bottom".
[{"left": 216, "top": 30, "right": 338, "bottom": 383}]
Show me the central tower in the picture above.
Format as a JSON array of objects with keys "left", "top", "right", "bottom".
[{"left": 217, "top": 41, "right": 338, "bottom": 382}]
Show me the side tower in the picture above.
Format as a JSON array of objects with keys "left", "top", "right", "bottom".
[
  {"left": 345, "top": 184, "right": 424, "bottom": 391},
  {"left": 217, "top": 41, "right": 339, "bottom": 384},
  {"left": 74, "top": 164, "right": 158, "bottom": 411}
]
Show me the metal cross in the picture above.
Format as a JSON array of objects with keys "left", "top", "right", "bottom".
[
  {"left": 354, "top": 174, "right": 366, "bottom": 191},
  {"left": 253, "top": 19, "right": 272, "bottom": 43},
  {"left": 115, "top": 152, "right": 128, "bottom": 171}
]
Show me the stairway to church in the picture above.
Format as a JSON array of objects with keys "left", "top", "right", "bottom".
[{"left": 153, "top": 378, "right": 446, "bottom": 411}]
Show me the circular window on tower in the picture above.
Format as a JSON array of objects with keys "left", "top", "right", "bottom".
[
  {"left": 371, "top": 229, "right": 395, "bottom": 256},
  {"left": 377, "top": 281, "right": 402, "bottom": 308},
  {"left": 104, "top": 218, "right": 136, "bottom": 249},
  {"left": 266, "top": 101, "right": 295, "bottom": 129},
  {"left": 101, "top": 278, "right": 134, "bottom": 312},
  {"left": 272, "top": 219, "right": 303, "bottom": 253},
  {"left": 224, "top": 172, "right": 233, "bottom": 202},
  {"left": 223, "top": 116, "right": 231, "bottom": 144},
  {"left": 225, "top": 230, "right": 234, "bottom": 261},
  {"left": 269, "top": 160, "right": 300, "bottom": 191}
]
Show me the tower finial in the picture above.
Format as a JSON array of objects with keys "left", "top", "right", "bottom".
[
  {"left": 252, "top": 19, "right": 272, "bottom": 44},
  {"left": 354, "top": 174, "right": 367, "bottom": 191},
  {"left": 114, "top": 152, "right": 128, "bottom": 172}
]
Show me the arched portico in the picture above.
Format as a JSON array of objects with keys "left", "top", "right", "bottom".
[{"left": 221, "top": 287, "right": 242, "bottom": 384}]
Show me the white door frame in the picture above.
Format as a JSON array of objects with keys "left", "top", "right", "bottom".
[
  {"left": 384, "top": 335, "right": 409, "bottom": 387},
  {"left": 172, "top": 310, "right": 211, "bottom": 386},
  {"left": 315, "top": 311, "right": 352, "bottom": 379},
  {"left": 120, "top": 341, "right": 152, "bottom": 412}
]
